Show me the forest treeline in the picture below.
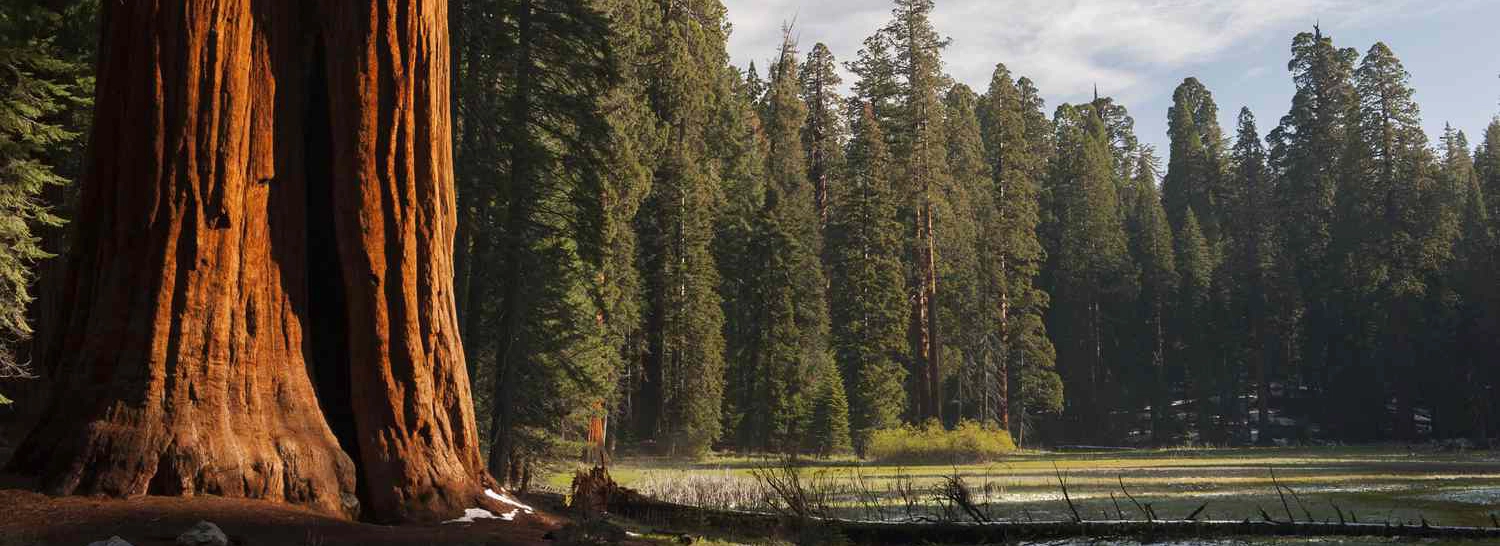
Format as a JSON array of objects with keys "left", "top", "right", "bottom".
[
  {"left": 443, "top": 0, "right": 1500, "bottom": 483},
  {"left": 4, "top": 0, "right": 1500, "bottom": 490}
]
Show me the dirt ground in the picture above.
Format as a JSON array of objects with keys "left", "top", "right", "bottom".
[{"left": 0, "top": 486, "right": 568, "bottom": 546}]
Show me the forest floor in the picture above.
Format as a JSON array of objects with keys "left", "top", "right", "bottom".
[
  {"left": 545, "top": 446, "right": 1500, "bottom": 543},
  {"left": 0, "top": 484, "right": 577, "bottom": 546},
  {"left": 5, "top": 447, "right": 1498, "bottom": 546}
]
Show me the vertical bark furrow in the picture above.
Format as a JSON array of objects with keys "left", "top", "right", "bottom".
[{"left": 323, "top": 0, "right": 485, "bottom": 523}]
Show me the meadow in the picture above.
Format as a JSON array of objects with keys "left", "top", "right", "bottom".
[{"left": 548, "top": 446, "right": 1500, "bottom": 530}]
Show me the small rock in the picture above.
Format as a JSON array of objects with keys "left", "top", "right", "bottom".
[
  {"left": 176, "top": 521, "right": 228, "bottom": 546},
  {"left": 87, "top": 537, "right": 133, "bottom": 546}
]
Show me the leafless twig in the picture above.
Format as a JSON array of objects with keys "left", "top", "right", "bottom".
[{"left": 1054, "top": 463, "right": 1082, "bottom": 523}]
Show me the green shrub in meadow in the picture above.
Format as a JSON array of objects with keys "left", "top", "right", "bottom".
[{"left": 866, "top": 420, "right": 1016, "bottom": 464}]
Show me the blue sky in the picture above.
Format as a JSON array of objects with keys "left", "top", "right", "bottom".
[{"left": 721, "top": 0, "right": 1500, "bottom": 157}]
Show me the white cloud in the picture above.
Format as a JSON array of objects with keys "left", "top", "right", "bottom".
[{"left": 723, "top": 0, "right": 1421, "bottom": 103}]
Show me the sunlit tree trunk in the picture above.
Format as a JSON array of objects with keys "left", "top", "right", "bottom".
[{"left": 9, "top": 0, "right": 487, "bottom": 524}]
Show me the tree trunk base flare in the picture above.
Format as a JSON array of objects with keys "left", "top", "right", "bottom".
[{"left": 6, "top": 0, "right": 488, "bottom": 524}]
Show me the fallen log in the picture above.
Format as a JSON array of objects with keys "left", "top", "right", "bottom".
[
  {"left": 569, "top": 466, "right": 1500, "bottom": 544},
  {"left": 832, "top": 519, "right": 1500, "bottom": 544}
]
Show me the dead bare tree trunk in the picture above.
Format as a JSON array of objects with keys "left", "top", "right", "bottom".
[{"left": 8, "top": 0, "right": 487, "bottom": 524}]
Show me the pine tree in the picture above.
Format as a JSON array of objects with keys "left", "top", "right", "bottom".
[
  {"left": 1454, "top": 136, "right": 1496, "bottom": 442},
  {"left": 1162, "top": 78, "right": 1240, "bottom": 444},
  {"left": 1224, "top": 107, "right": 1279, "bottom": 444},
  {"left": 0, "top": 1, "right": 86, "bottom": 398},
  {"left": 941, "top": 83, "right": 992, "bottom": 426},
  {"left": 1175, "top": 209, "right": 1216, "bottom": 443},
  {"left": 636, "top": 0, "right": 731, "bottom": 456},
  {"left": 454, "top": 0, "right": 623, "bottom": 482},
  {"left": 1267, "top": 26, "right": 1358, "bottom": 434},
  {"left": 1433, "top": 124, "right": 1485, "bottom": 440},
  {"left": 5, "top": 1, "right": 94, "bottom": 405},
  {"left": 846, "top": 32, "right": 901, "bottom": 135},
  {"left": 808, "top": 361, "right": 854, "bottom": 456},
  {"left": 1330, "top": 42, "right": 1438, "bottom": 441},
  {"left": 748, "top": 33, "right": 838, "bottom": 451},
  {"left": 976, "top": 65, "right": 1060, "bottom": 438},
  {"left": 1477, "top": 117, "right": 1500, "bottom": 228},
  {"left": 1090, "top": 94, "right": 1141, "bottom": 186},
  {"left": 1125, "top": 151, "right": 1178, "bottom": 445},
  {"left": 592, "top": 0, "right": 661, "bottom": 453},
  {"left": 829, "top": 101, "right": 908, "bottom": 452},
  {"left": 1469, "top": 117, "right": 1500, "bottom": 437},
  {"left": 1045, "top": 102, "right": 1134, "bottom": 442},
  {"left": 745, "top": 61, "right": 768, "bottom": 112},
  {"left": 716, "top": 65, "right": 770, "bottom": 451},
  {"left": 882, "top": 0, "right": 951, "bottom": 424},
  {"left": 801, "top": 43, "right": 845, "bottom": 229},
  {"left": 1163, "top": 77, "right": 1229, "bottom": 241}
]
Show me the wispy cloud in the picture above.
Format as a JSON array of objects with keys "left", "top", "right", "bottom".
[{"left": 724, "top": 0, "right": 1420, "bottom": 102}]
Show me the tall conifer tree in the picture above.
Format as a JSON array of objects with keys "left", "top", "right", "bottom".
[
  {"left": 749, "top": 34, "right": 843, "bottom": 451},
  {"left": 1225, "top": 107, "right": 1278, "bottom": 444},
  {"left": 1124, "top": 151, "right": 1178, "bottom": 444},
  {"left": 635, "top": 0, "right": 731, "bottom": 455},
  {"left": 829, "top": 101, "right": 909, "bottom": 451},
  {"left": 1331, "top": 42, "right": 1438, "bottom": 440},
  {"left": 1476, "top": 118, "right": 1500, "bottom": 227},
  {"left": 1163, "top": 78, "right": 1229, "bottom": 240},
  {"left": 0, "top": 1, "right": 85, "bottom": 392},
  {"left": 715, "top": 65, "right": 770, "bottom": 451},
  {"left": 451, "top": 0, "right": 621, "bottom": 483},
  {"left": 801, "top": 43, "right": 845, "bottom": 229},
  {"left": 941, "top": 84, "right": 992, "bottom": 425},
  {"left": 977, "top": 66, "right": 1062, "bottom": 437},
  {"left": 883, "top": 0, "right": 951, "bottom": 423},
  {"left": 1045, "top": 103, "right": 1134, "bottom": 441},
  {"left": 1268, "top": 26, "right": 1358, "bottom": 429}
]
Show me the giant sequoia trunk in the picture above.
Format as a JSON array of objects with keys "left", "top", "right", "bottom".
[{"left": 7, "top": 0, "right": 488, "bottom": 524}]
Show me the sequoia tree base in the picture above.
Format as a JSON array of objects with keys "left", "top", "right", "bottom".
[{"left": 8, "top": 0, "right": 487, "bottom": 524}]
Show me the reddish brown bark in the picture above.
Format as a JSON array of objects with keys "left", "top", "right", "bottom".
[
  {"left": 319, "top": 0, "right": 487, "bottom": 522},
  {"left": 909, "top": 200, "right": 940, "bottom": 423},
  {"left": 8, "top": 0, "right": 485, "bottom": 524}
]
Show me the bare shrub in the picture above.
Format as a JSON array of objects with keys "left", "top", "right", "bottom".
[{"left": 633, "top": 468, "right": 770, "bottom": 511}]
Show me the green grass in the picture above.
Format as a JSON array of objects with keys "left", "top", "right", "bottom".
[{"left": 549, "top": 446, "right": 1500, "bottom": 528}]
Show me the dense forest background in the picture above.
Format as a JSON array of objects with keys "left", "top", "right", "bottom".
[{"left": 4, "top": 0, "right": 1500, "bottom": 490}]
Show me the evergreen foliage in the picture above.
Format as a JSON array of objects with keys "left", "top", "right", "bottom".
[
  {"left": 1125, "top": 151, "right": 1178, "bottom": 444},
  {"left": 1163, "top": 78, "right": 1229, "bottom": 240},
  {"left": 829, "top": 102, "right": 909, "bottom": 453},
  {"left": 883, "top": 0, "right": 952, "bottom": 424},
  {"left": 741, "top": 33, "right": 840, "bottom": 452},
  {"left": 1044, "top": 102, "right": 1135, "bottom": 442},
  {"left": 0, "top": 1, "right": 90, "bottom": 394},
  {"left": 451, "top": 0, "right": 623, "bottom": 478},
  {"left": 635, "top": 0, "right": 733, "bottom": 456},
  {"left": 20, "top": 0, "right": 1500, "bottom": 457}
]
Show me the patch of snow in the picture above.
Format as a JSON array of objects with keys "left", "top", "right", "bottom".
[
  {"left": 485, "top": 488, "right": 536, "bottom": 514},
  {"left": 446, "top": 508, "right": 502, "bottom": 524}
]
